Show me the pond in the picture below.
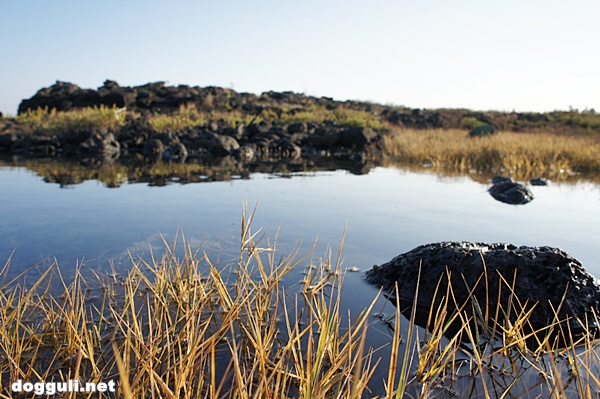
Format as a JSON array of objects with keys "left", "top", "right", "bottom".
[
  {"left": 1, "top": 160, "right": 599, "bottom": 397},
  {"left": 2, "top": 162, "right": 598, "bottom": 278}
]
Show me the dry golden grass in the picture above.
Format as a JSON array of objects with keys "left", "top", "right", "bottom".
[
  {"left": 0, "top": 208, "right": 379, "bottom": 398},
  {"left": 147, "top": 103, "right": 209, "bottom": 132},
  {"left": 11, "top": 102, "right": 385, "bottom": 136},
  {"left": 381, "top": 129, "right": 600, "bottom": 180},
  {"left": 15, "top": 105, "right": 128, "bottom": 134},
  {"left": 1, "top": 208, "right": 599, "bottom": 398}
]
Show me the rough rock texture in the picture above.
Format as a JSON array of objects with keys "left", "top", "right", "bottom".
[
  {"left": 488, "top": 176, "right": 534, "bottom": 205},
  {"left": 9, "top": 81, "right": 388, "bottom": 164},
  {"left": 365, "top": 242, "right": 600, "bottom": 346},
  {"left": 77, "top": 132, "right": 121, "bottom": 160}
]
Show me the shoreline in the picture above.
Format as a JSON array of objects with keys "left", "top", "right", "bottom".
[{"left": 1, "top": 81, "right": 598, "bottom": 182}]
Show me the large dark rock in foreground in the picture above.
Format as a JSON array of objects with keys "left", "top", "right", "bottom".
[{"left": 365, "top": 242, "right": 600, "bottom": 347}]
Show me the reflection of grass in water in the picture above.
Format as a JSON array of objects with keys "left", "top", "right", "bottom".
[
  {"left": 381, "top": 129, "right": 600, "bottom": 179},
  {"left": 1, "top": 207, "right": 599, "bottom": 398},
  {"left": 15, "top": 159, "right": 245, "bottom": 188},
  {"left": 20, "top": 159, "right": 130, "bottom": 187},
  {"left": 10, "top": 154, "right": 600, "bottom": 190}
]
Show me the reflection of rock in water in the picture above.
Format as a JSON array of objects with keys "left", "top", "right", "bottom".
[
  {"left": 365, "top": 241, "right": 600, "bottom": 349},
  {"left": 488, "top": 176, "right": 534, "bottom": 205},
  {"left": 529, "top": 177, "right": 549, "bottom": 186}
]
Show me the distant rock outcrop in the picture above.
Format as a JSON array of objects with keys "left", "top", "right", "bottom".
[
  {"left": 11, "top": 81, "right": 390, "bottom": 164},
  {"left": 8, "top": 80, "right": 600, "bottom": 166},
  {"left": 16, "top": 80, "right": 600, "bottom": 134}
]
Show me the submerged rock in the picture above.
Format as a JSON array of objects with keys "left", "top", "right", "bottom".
[
  {"left": 488, "top": 176, "right": 534, "bottom": 205},
  {"left": 365, "top": 242, "right": 600, "bottom": 347}
]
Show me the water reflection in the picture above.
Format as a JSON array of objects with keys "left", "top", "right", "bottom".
[
  {"left": 1, "top": 158, "right": 598, "bottom": 277},
  {"left": 2, "top": 154, "right": 598, "bottom": 189},
  {"left": 0, "top": 154, "right": 379, "bottom": 188}
]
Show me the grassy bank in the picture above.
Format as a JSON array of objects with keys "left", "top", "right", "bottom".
[
  {"left": 1, "top": 209, "right": 599, "bottom": 398},
  {"left": 12, "top": 105, "right": 128, "bottom": 135},
  {"left": 382, "top": 129, "right": 600, "bottom": 180},
  {"left": 6, "top": 106, "right": 600, "bottom": 181}
]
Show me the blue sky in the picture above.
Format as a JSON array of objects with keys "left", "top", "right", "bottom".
[{"left": 1, "top": 0, "right": 599, "bottom": 115}]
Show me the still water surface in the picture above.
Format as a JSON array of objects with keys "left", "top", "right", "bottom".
[
  {"left": 2, "top": 165, "right": 598, "bottom": 279},
  {"left": 1, "top": 164, "right": 599, "bottom": 396}
]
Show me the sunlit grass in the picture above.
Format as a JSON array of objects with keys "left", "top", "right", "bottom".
[
  {"left": 278, "top": 104, "right": 385, "bottom": 129},
  {"left": 15, "top": 105, "right": 128, "bottom": 135},
  {"left": 9, "top": 102, "right": 385, "bottom": 135},
  {"left": 147, "top": 103, "right": 209, "bottom": 132},
  {"left": 381, "top": 129, "right": 600, "bottom": 178}
]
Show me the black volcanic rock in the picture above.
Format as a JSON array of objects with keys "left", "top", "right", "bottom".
[
  {"left": 18, "top": 80, "right": 256, "bottom": 115},
  {"left": 77, "top": 131, "right": 121, "bottom": 160},
  {"left": 488, "top": 176, "right": 534, "bottom": 205},
  {"left": 365, "top": 242, "right": 600, "bottom": 347}
]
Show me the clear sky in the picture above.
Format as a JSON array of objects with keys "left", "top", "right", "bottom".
[{"left": 1, "top": 0, "right": 599, "bottom": 115}]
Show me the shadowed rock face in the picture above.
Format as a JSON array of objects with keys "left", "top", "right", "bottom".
[{"left": 365, "top": 242, "right": 600, "bottom": 347}]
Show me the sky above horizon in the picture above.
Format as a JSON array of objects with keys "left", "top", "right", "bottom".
[{"left": 1, "top": 1, "right": 599, "bottom": 115}]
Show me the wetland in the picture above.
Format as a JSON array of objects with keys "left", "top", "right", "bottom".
[{"left": 1, "top": 81, "right": 599, "bottom": 398}]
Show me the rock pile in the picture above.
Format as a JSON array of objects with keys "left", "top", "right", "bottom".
[
  {"left": 0, "top": 119, "right": 382, "bottom": 164},
  {"left": 1, "top": 81, "right": 388, "bottom": 164}
]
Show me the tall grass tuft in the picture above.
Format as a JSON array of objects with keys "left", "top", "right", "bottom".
[{"left": 0, "top": 209, "right": 379, "bottom": 398}]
